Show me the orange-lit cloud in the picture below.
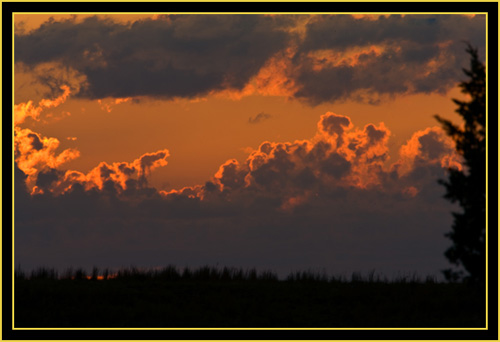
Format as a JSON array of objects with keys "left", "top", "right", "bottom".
[
  {"left": 14, "top": 86, "right": 81, "bottom": 192},
  {"left": 209, "top": 83, "right": 255, "bottom": 101},
  {"left": 311, "top": 112, "right": 391, "bottom": 188},
  {"left": 14, "top": 127, "right": 80, "bottom": 190},
  {"left": 213, "top": 159, "right": 247, "bottom": 192},
  {"left": 160, "top": 185, "right": 203, "bottom": 199},
  {"left": 252, "top": 46, "right": 299, "bottom": 98},
  {"left": 53, "top": 149, "right": 171, "bottom": 194},
  {"left": 14, "top": 85, "right": 71, "bottom": 125},
  {"left": 14, "top": 90, "right": 170, "bottom": 196},
  {"left": 97, "top": 97, "right": 132, "bottom": 112},
  {"left": 394, "top": 126, "right": 462, "bottom": 177},
  {"left": 211, "top": 46, "right": 299, "bottom": 101},
  {"left": 13, "top": 13, "right": 484, "bottom": 281},
  {"left": 16, "top": 15, "right": 290, "bottom": 101},
  {"left": 195, "top": 111, "right": 462, "bottom": 211},
  {"left": 14, "top": 109, "right": 467, "bottom": 280},
  {"left": 17, "top": 107, "right": 462, "bottom": 208}
]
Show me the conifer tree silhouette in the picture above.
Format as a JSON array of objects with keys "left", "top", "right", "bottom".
[{"left": 434, "top": 44, "right": 486, "bottom": 283}]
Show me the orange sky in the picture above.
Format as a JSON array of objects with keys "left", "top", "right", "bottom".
[
  {"left": 15, "top": 86, "right": 464, "bottom": 191},
  {"left": 13, "top": 12, "right": 488, "bottom": 278},
  {"left": 13, "top": 13, "right": 477, "bottom": 191}
]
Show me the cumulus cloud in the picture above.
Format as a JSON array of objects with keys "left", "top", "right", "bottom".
[
  {"left": 394, "top": 126, "right": 462, "bottom": 178},
  {"left": 14, "top": 108, "right": 463, "bottom": 278},
  {"left": 14, "top": 13, "right": 482, "bottom": 277},
  {"left": 14, "top": 127, "right": 80, "bottom": 191},
  {"left": 14, "top": 83, "right": 81, "bottom": 192},
  {"left": 31, "top": 149, "right": 171, "bottom": 196},
  {"left": 16, "top": 110, "right": 459, "bottom": 204},
  {"left": 14, "top": 65, "right": 461, "bottom": 280},
  {"left": 201, "top": 112, "right": 459, "bottom": 211},
  {"left": 13, "top": 84, "right": 171, "bottom": 197}
]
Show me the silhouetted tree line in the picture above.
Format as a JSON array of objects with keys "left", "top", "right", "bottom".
[
  {"left": 435, "top": 44, "right": 486, "bottom": 284},
  {"left": 16, "top": 265, "right": 440, "bottom": 284}
]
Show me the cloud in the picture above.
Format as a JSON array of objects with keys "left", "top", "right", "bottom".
[
  {"left": 42, "top": 149, "right": 171, "bottom": 196},
  {"left": 14, "top": 14, "right": 479, "bottom": 277},
  {"left": 203, "top": 113, "right": 390, "bottom": 206},
  {"left": 97, "top": 97, "right": 131, "bottom": 112},
  {"left": 14, "top": 104, "right": 462, "bottom": 279},
  {"left": 248, "top": 112, "right": 272, "bottom": 124},
  {"left": 15, "top": 14, "right": 485, "bottom": 105},
  {"left": 15, "top": 152, "right": 458, "bottom": 278},
  {"left": 394, "top": 126, "right": 462, "bottom": 178},
  {"left": 15, "top": 62, "right": 88, "bottom": 104},
  {"left": 141, "top": 112, "right": 455, "bottom": 214},
  {"left": 14, "top": 86, "right": 81, "bottom": 192},
  {"left": 15, "top": 15, "right": 290, "bottom": 100},
  {"left": 300, "top": 15, "right": 485, "bottom": 52},
  {"left": 14, "top": 127, "right": 80, "bottom": 191},
  {"left": 249, "top": 46, "right": 299, "bottom": 98},
  {"left": 292, "top": 14, "right": 486, "bottom": 104},
  {"left": 18, "top": 110, "right": 457, "bottom": 204},
  {"left": 14, "top": 85, "right": 71, "bottom": 125},
  {"left": 15, "top": 118, "right": 169, "bottom": 197},
  {"left": 12, "top": 85, "right": 171, "bottom": 197}
]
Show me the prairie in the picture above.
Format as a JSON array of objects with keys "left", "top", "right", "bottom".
[{"left": 14, "top": 266, "right": 485, "bottom": 328}]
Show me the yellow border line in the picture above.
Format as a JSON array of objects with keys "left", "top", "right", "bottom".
[
  {"left": 12, "top": 11, "right": 489, "bottom": 14},
  {"left": 11, "top": 12, "right": 490, "bottom": 332},
  {"left": 3, "top": 0, "right": 498, "bottom": 2},
  {"left": 0, "top": 2, "right": 3, "bottom": 338},
  {"left": 484, "top": 13, "right": 488, "bottom": 330},
  {"left": 11, "top": 10, "right": 15, "bottom": 335},
  {"left": 13, "top": 327, "right": 489, "bottom": 330}
]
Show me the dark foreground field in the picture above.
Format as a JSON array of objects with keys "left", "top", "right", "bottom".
[{"left": 15, "top": 266, "right": 485, "bottom": 328}]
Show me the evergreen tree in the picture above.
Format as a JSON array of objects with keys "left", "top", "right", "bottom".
[{"left": 434, "top": 45, "right": 486, "bottom": 283}]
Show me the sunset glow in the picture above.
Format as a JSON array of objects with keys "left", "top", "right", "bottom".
[{"left": 14, "top": 13, "right": 486, "bottom": 279}]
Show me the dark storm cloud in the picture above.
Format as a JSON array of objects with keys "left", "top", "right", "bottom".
[
  {"left": 294, "top": 14, "right": 486, "bottom": 104},
  {"left": 15, "top": 14, "right": 486, "bottom": 104},
  {"left": 300, "top": 15, "right": 484, "bottom": 51},
  {"left": 15, "top": 15, "right": 290, "bottom": 99}
]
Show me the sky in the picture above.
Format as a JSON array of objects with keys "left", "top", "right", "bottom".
[{"left": 14, "top": 13, "right": 486, "bottom": 279}]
